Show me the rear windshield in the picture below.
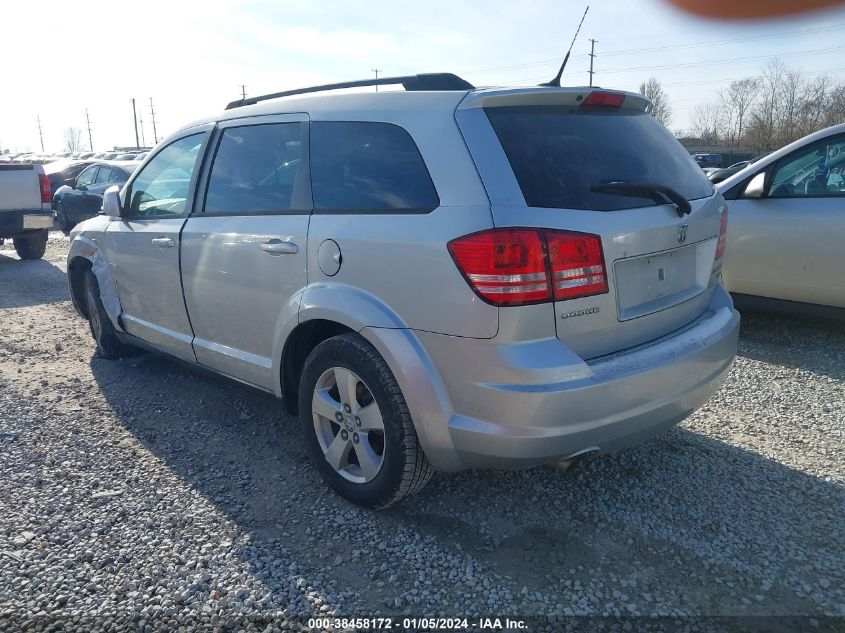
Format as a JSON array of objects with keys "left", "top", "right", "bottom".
[{"left": 485, "top": 106, "right": 713, "bottom": 210}]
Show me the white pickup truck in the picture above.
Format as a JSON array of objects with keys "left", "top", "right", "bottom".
[{"left": 0, "top": 163, "right": 54, "bottom": 259}]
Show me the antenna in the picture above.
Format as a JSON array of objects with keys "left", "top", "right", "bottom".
[{"left": 540, "top": 5, "right": 589, "bottom": 87}]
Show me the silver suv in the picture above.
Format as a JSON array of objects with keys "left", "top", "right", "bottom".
[{"left": 67, "top": 74, "right": 740, "bottom": 508}]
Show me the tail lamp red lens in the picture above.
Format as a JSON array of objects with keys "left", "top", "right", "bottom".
[
  {"left": 448, "top": 228, "right": 608, "bottom": 306},
  {"left": 715, "top": 207, "right": 729, "bottom": 260},
  {"left": 38, "top": 174, "right": 51, "bottom": 204}
]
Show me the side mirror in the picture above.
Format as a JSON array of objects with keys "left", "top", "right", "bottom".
[
  {"left": 100, "top": 186, "right": 123, "bottom": 217},
  {"left": 64, "top": 178, "right": 76, "bottom": 189},
  {"left": 743, "top": 172, "right": 766, "bottom": 199}
]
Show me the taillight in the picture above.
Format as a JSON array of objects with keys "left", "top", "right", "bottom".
[
  {"left": 580, "top": 91, "right": 625, "bottom": 109},
  {"left": 715, "top": 207, "right": 729, "bottom": 260},
  {"left": 38, "top": 173, "right": 51, "bottom": 204},
  {"left": 448, "top": 228, "right": 608, "bottom": 306},
  {"left": 448, "top": 229, "right": 550, "bottom": 306},
  {"left": 545, "top": 230, "right": 608, "bottom": 300}
]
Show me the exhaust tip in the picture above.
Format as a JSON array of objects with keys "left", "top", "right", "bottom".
[{"left": 550, "top": 446, "right": 600, "bottom": 470}]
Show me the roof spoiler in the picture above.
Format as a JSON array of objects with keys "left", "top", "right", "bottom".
[{"left": 225, "top": 73, "right": 475, "bottom": 110}]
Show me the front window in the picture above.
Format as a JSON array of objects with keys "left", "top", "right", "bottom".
[
  {"left": 126, "top": 134, "right": 204, "bottom": 218},
  {"left": 768, "top": 136, "right": 845, "bottom": 198}
]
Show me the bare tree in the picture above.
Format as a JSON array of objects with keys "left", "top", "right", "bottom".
[
  {"left": 824, "top": 83, "right": 845, "bottom": 128},
  {"left": 64, "top": 127, "right": 84, "bottom": 152},
  {"left": 690, "top": 103, "right": 721, "bottom": 145},
  {"left": 719, "top": 78, "right": 758, "bottom": 151},
  {"left": 639, "top": 77, "right": 672, "bottom": 127},
  {"left": 746, "top": 59, "right": 785, "bottom": 151}
]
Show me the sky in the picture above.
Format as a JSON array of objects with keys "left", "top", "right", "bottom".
[{"left": 2, "top": 0, "right": 844, "bottom": 153}]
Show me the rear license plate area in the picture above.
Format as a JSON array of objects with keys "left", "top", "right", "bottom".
[{"left": 614, "top": 239, "right": 715, "bottom": 320}]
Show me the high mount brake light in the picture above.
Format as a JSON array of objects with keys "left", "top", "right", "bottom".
[
  {"left": 448, "top": 229, "right": 608, "bottom": 306},
  {"left": 580, "top": 92, "right": 626, "bottom": 108}
]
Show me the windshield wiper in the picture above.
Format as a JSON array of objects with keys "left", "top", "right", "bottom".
[{"left": 590, "top": 181, "right": 692, "bottom": 217}]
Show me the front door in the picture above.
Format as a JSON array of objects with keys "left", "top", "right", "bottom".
[
  {"left": 727, "top": 134, "right": 845, "bottom": 306},
  {"left": 102, "top": 130, "right": 211, "bottom": 361},
  {"left": 180, "top": 115, "right": 310, "bottom": 389}
]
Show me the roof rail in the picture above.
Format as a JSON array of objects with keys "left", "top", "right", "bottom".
[{"left": 225, "top": 73, "right": 475, "bottom": 110}]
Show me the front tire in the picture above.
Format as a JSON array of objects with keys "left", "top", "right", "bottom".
[
  {"left": 299, "top": 333, "right": 433, "bottom": 508},
  {"left": 82, "top": 271, "right": 136, "bottom": 359},
  {"left": 13, "top": 230, "right": 48, "bottom": 260},
  {"left": 55, "top": 200, "right": 72, "bottom": 234}
]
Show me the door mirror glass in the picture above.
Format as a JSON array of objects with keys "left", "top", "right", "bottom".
[
  {"left": 744, "top": 172, "right": 766, "bottom": 199},
  {"left": 101, "top": 186, "right": 122, "bottom": 217}
]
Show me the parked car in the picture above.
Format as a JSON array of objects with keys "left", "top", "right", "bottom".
[
  {"left": 113, "top": 153, "right": 140, "bottom": 161},
  {"left": 43, "top": 160, "right": 95, "bottom": 197},
  {"left": 718, "top": 124, "right": 845, "bottom": 314},
  {"left": 133, "top": 152, "right": 149, "bottom": 162},
  {"left": 53, "top": 161, "right": 139, "bottom": 232},
  {"left": 0, "top": 162, "right": 53, "bottom": 259},
  {"left": 708, "top": 155, "right": 770, "bottom": 184},
  {"left": 67, "top": 74, "right": 739, "bottom": 507},
  {"left": 693, "top": 153, "right": 723, "bottom": 168}
]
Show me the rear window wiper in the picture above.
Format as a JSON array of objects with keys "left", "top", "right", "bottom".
[{"left": 590, "top": 181, "right": 692, "bottom": 217}]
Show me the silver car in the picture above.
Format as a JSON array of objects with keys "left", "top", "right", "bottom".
[
  {"left": 67, "top": 74, "right": 739, "bottom": 507},
  {"left": 718, "top": 123, "right": 845, "bottom": 313}
]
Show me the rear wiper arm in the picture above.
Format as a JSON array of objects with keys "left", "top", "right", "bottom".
[{"left": 590, "top": 181, "right": 692, "bottom": 217}]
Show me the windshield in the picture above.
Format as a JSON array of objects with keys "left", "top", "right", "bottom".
[{"left": 485, "top": 105, "right": 714, "bottom": 210}]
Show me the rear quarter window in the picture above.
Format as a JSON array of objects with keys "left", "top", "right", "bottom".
[
  {"left": 310, "top": 121, "right": 439, "bottom": 212},
  {"left": 485, "top": 106, "right": 713, "bottom": 211}
]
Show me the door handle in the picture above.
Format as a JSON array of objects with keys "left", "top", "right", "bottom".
[
  {"left": 151, "top": 237, "right": 175, "bottom": 248},
  {"left": 260, "top": 239, "right": 298, "bottom": 255}
]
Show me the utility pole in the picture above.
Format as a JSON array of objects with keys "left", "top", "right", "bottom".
[
  {"left": 372, "top": 68, "right": 382, "bottom": 92},
  {"left": 36, "top": 115, "right": 45, "bottom": 152},
  {"left": 130, "top": 99, "right": 140, "bottom": 149},
  {"left": 149, "top": 97, "right": 158, "bottom": 145},
  {"left": 240, "top": 85, "right": 247, "bottom": 100},
  {"left": 85, "top": 109, "right": 93, "bottom": 151},
  {"left": 588, "top": 38, "right": 597, "bottom": 86},
  {"left": 139, "top": 113, "right": 146, "bottom": 147}
]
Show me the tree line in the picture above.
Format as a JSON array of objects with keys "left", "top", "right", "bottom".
[{"left": 640, "top": 60, "right": 845, "bottom": 153}]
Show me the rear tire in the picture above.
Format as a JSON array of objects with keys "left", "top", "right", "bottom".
[
  {"left": 13, "top": 230, "right": 48, "bottom": 260},
  {"left": 299, "top": 333, "right": 434, "bottom": 508},
  {"left": 82, "top": 271, "right": 136, "bottom": 359}
]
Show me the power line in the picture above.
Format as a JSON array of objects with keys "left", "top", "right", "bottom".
[
  {"left": 508, "top": 48, "right": 845, "bottom": 85},
  {"left": 462, "top": 23, "right": 845, "bottom": 76}
]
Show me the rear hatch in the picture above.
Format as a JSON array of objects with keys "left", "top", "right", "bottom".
[{"left": 457, "top": 88, "right": 725, "bottom": 359}]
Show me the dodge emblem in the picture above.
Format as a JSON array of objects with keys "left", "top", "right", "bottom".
[{"left": 677, "top": 223, "right": 688, "bottom": 244}]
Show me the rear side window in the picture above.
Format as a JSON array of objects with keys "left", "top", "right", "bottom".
[
  {"left": 310, "top": 121, "right": 439, "bottom": 212},
  {"left": 486, "top": 106, "right": 713, "bottom": 210},
  {"left": 205, "top": 123, "right": 306, "bottom": 214}
]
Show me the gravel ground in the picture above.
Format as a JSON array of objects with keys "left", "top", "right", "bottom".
[{"left": 0, "top": 238, "right": 843, "bottom": 632}]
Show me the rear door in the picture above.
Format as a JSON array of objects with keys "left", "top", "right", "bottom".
[
  {"left": 180, "top": 114, "right": 310, "bottom": 390},
  {"left": 458, "top": 90, "right": 724, "bottom": 359},
  {"left": 102, "top": 129, "right": 211, "bottom": 361},
  {"left": 725, "top": 134, "right": 845, "bottom": 307}
]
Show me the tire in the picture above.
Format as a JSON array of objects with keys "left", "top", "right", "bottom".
[
  {"left": 55, "top": 200, "right": 72, "bottom": 234},
  {"left": 13, "top": 230, "right": 48, "bottom": 260},
  {"left": 82, "top": 271, "right": 136, "bottom": 359},
  {"left": 299, "top": 333, "right": 434, "bottom": 508}
]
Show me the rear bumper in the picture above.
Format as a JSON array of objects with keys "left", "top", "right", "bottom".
[
  {"left": 364, "top": 286, "right": 739, "bottom": 471},
  {"left": 0, "top": 210, "right": 54, "bottom": 237}
]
